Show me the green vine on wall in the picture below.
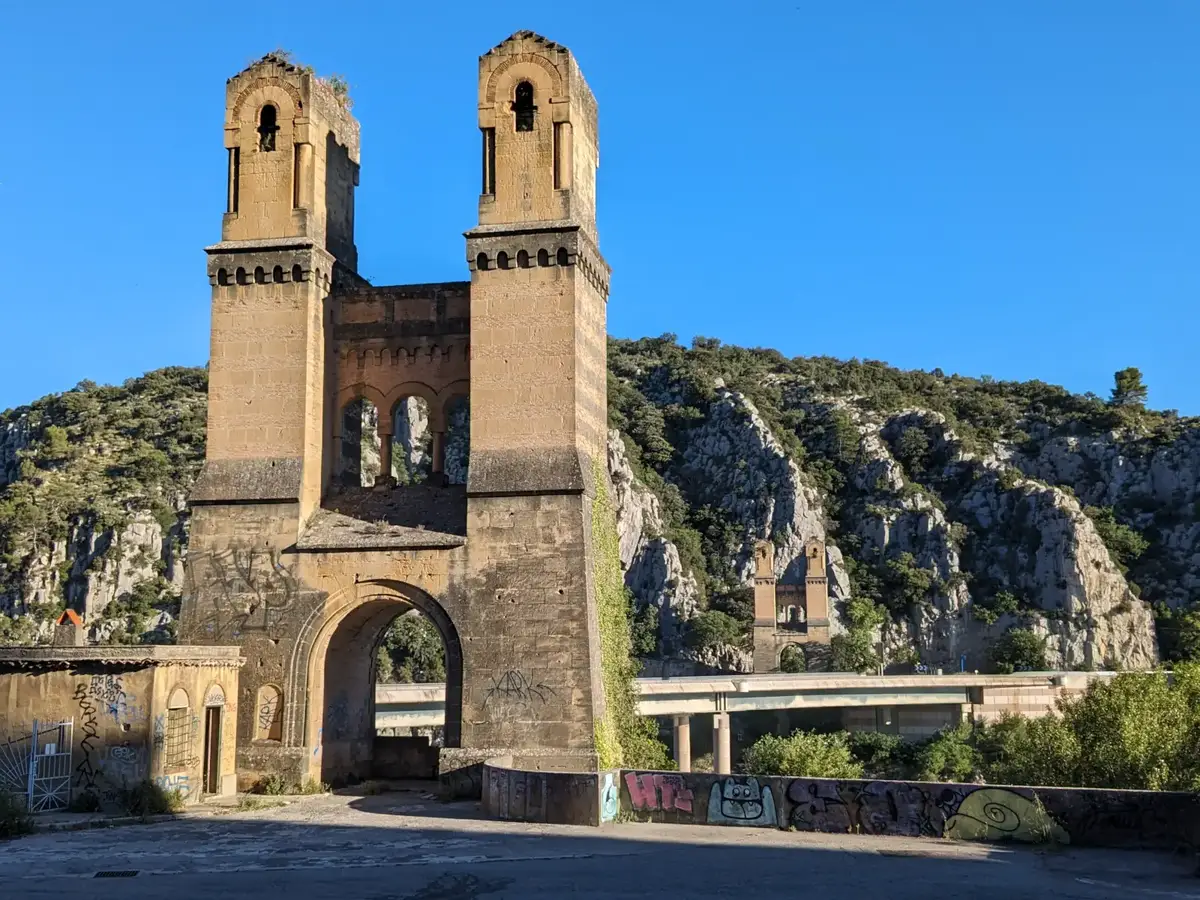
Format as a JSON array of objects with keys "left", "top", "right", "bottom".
[{"left": 591, "top": 458, "right": 673, "bottom": 770}]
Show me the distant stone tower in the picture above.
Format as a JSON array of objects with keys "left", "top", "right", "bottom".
[{"left": 752, "top": 539, "right": 831, "bottom": 672}]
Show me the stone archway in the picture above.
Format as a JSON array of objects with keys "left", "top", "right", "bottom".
[{"left": 301, "top": 580, "right": 463, "bottom": 785}]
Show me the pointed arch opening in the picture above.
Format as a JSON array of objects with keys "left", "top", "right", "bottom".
[
  {"left": 512, "top": 81, "right": 536, "bottom": 132},
  {"left": 309, "top": 582, "right": 463, "bottom": 785},
  {"left": 258, "top": 104, "right": 279, "bottom": 151},
  {"left": 389, "top": 394, "right": 433, "bottom": 486}
]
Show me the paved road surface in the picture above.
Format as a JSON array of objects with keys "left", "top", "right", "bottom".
[{"left": 2, "top": 791, "right": 1196, "bottom": 899}]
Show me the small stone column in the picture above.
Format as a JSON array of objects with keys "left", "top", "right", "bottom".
[
  {"left": 431, "top": 431, "right": 446, "bottom": 475},
  {"left": 673, "top": 715, "right": 691, "bottom": 773},
  {"left": 377, "top": 432, "right": 393, "bottom": 488},
  {"left": 713, "top": 712, "right": 732, "bottom": 775}
]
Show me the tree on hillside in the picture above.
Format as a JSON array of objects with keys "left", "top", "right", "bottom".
[{"left": 1109, "top": 367, "right": 1148, "bottom": 409}]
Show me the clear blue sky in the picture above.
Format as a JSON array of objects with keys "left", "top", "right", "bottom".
[{"left": 2, "top": 1, "right": 1198, "bottom": 414}]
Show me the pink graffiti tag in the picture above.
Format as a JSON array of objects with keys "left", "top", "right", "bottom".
[{"left": 624, "top": 772, "right": 694, "bottom": 813}]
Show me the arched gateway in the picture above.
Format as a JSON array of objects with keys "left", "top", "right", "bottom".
[{"left": 181, "top": 32, "right": 612, "bottom": 788}]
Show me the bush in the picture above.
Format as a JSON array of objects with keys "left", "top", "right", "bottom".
[
  {"left": 0, "top": 789, "right": 34, "bottom": 839},
  {"left": 251, "top": 774, "right": 290, "bottom": 796},
  {"left": 915, "top": 722, "right": 981, "bottom": 783},
  {"left": 118, "top": 781, "right": 185, "bottom": 818},
  {"left": 990, "top": 628, "right": 1048, "bottom": 673},
  {"left": 847, "top": 731, "right": 920, "bottom": 780},
  {"left": 740, "top": 730, "right": 864, "bottom": 778},
  {"left": 684, "top": 610, "right": 745, "bottom": 651}
]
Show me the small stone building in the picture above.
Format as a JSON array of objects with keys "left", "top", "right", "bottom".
[{"left": 0, "top": 645, "right": 242, "bottom": 811}]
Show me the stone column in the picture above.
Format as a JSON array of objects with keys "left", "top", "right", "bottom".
[
  {"left": 431, "top": 430, "right": 446, "bottom": 475},
  {"left": 713, "top": 712, "right": 731, "bottom": 775},
  {"left": 377, "top": 432, "right": 393, "bottom": 488},
  {"left": 673, "top": 715, "right": 691, "bottom": 773}
]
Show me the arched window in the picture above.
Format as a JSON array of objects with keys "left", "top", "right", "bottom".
[
  {"left": 165, "top": 687, "right": 192, "bottom": 771},
  {"left": 254, "top": 266, "right": 267, "bottom": 285},
  {"left": 556, "top": 247, "right": 569, "bottom": 266},
  {"left": 217, "top": 268, "right": 229, "bottom": 286},
  {"left": 255, "top": 685, "right": 284, "bottom": 742},
  {"left": 537, "top": 249, "right": 550, "bottom": 267},
  {"left": 475, "top": 252, "right": 490, "bottom": 271},
  {"left": 497, "top": 251, "right": 510, "bottom": 270},
  {"left": 258, "top": 104, "right": 279, "bottom": 152},
  {"left": 513, "top": 81, "right": 536, "bottom": 132},
  {"left": 272, "top": 265, "right": 284, "bottom": 283},
  {"left": 291, "top": 264, "right": 303, "bottom": 283},
  {"left": 517, "top": 249, "right": 530, "bottom": 268},
  {"left": 235, "top": 267, "right": 248, "bottom": 285}
]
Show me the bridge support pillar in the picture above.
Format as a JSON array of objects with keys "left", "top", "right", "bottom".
[
  {"left": 713, "top": 712, "right": 731, "bottom": 775},
  {"left": 672, "top": 715, "right": 691, "bottom": 772}
]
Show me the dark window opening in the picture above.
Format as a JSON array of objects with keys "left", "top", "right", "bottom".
[
  {"left": 291, "top": 264, "right": 303, "bottom": 283},
  {"left": 227, "top": 148, "right": 240, "bottom": 214},
  {"left": 512, "top": 81, "right": 536, "bottom": 132},
  {"left": 556, "top": 247, "right": 569, "bottom": 266},
  {"left": 272, "top": 265, "right": 284, "bottom": 283},
  {"left": 481, "top": 128, "right": 496, "bottom": 194},
  {"left": 537, "top": 249, "right": 550, "bottom": 267},
  {"left": 258, "top": 105, "right": 279, "bottom": 152},
  {"left": 517, "top": 250, "right": 530, "bottom": 268},
  {"left": 217, "top": 268, "right": 229, "bottom": 286},
  {"left": 475, "top": 252, "right": 490, "bottom": 271},
  {"left": 497, "top": 251, "right": 510, "bottom": 270},
  {"left": 254, "top": 266, "right": 266, "bottom": 285},
  {"left": 235, "top": 267, "right": 248, "bottom": 285}
]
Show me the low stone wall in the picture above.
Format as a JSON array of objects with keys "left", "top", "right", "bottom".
[
  {"left": 470, "top": 757, "right": 1200, "bottom": 851},
  {"left": 618, "top": 771, "right": 1200, "bottom": 851},
  {"left": 481, "top": 760, "right": 619, "bottom": 826}
]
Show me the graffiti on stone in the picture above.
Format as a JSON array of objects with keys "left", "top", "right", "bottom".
[
  {"left": 155, "top": 773, "right": 191, "bottom": 800},
  {"left": 707, "top": 777, "right": 777, "bottom": 827},
  {"left": 944, "top": 788, "right": 1068, "bottom": 844},
  {"left": 102, "top": 742, "right": 148, "bottom": 787},
  {"left": 152, "top": 714, "right": 166, "bottom": 751},
  {"left": 483, "top": 671, "right": 557, "bottom": 716},
  {"left": 788, "top": 779, "right": 853, "bottom": 832},
  {"left": 188, "top": 547, "right": 304, "bottom": 640},
  {"left": 624, "top": 772, "right": 694, "bottom": 813},
  {"left": 72, "top": 682, "right": 101, "bottom": 795},
  {"left": 600, "top": 773, "right": 619, "bottom": 823}
]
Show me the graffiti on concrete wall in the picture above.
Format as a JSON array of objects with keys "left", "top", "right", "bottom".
[
  {"left": 72, "top": 682, "right": 101, "bottom": 795},
  {"left": 155, "top": 773, "right": 191, "bottom": 800},
  {"left": 600, "top": 773, "right": 618, "bottom": 823},
  {"left": 624, "top": 772, "right": 694, "bottom": 813},
  {"left": 620, "top": 772, "right": 1073, "bottom": 845},
  {"left": 707, "top": 777, "right": 777, "bottom": 828}
]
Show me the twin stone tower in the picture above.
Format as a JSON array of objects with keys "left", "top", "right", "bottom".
[{"left": 181, "top": 32, "right": 614, "bottom": 787}]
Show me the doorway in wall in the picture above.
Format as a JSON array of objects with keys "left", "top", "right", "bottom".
[{"left": 202, "top": 706, "right": 222, "bottom": 795}]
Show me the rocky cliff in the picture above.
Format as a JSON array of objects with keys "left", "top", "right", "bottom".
[{"left": 2, "top": 340, "right": 1195, "bottom": 673}]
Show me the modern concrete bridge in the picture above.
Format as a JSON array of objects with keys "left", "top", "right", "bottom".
[{"left": 376, "top": 670, "right": 1117, "bottom": 774}]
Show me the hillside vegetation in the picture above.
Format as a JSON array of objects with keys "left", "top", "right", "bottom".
[{"left": 2, "top": 340, "right": 1197, "bottom": 675}]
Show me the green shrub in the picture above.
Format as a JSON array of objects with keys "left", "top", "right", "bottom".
[
  {"left": 740, "top": 730, "right": 864, "bottom": 778},
  {"left": 118, "top": 781, "right": 184, "bottom": 818},
  {"left": 0, "top": 790, "right": 34, "bottom": 839},
  {"left": 684, "top": 610, "right": 745, "bottom": 651},
  {"left": 990, "top": 628, "right": 1048, "bottom": 673},
  {"left": 252, "top": 774, "right": 290, "bottom": 796},
  {"left": 915, "top": 722, "right": 981, "bottom": 783}
]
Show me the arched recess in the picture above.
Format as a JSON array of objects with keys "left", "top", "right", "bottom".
[
  {"left": 256, "top": 685, "right": 284, "bottom": 742},
  {"left": 300, "top": 580, "right": 463, "bottom": 785},
  {"left": 389, "top": 394, "right": 433, "bottom": 485},
  {"left": 779, "top": 644, "right": 806, "bottom": 674}
]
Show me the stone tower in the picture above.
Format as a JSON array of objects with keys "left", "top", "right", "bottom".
[
  {"left": 458, "top": 31, "right": 612, "bottom": 760},
  {"left": 199, "top": 53, "right": 361, "bottom": 517},
  {"left": 184, "top": 36, "right": 613, "bottom": 789}
]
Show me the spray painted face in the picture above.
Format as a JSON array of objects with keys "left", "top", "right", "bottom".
[{"left": 720, "top": 778, "right": 765, "bottom": 820}]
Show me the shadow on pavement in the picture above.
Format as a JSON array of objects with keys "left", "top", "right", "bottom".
[{"left": 1, "top": 790, "right": 1196, "bottom": 900}]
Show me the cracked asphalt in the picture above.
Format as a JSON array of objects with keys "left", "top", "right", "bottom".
[{"left": 2, "top": 790, "right": 1197, "bottom": 898}]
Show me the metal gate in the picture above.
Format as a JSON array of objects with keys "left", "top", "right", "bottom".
[{"left": 0, "top": 720, "right": 73, "bottom": 812}]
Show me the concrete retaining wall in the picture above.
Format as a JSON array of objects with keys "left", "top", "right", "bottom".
[{"left": 472, "top": 757, "right": 1200, "bottom": 851}]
